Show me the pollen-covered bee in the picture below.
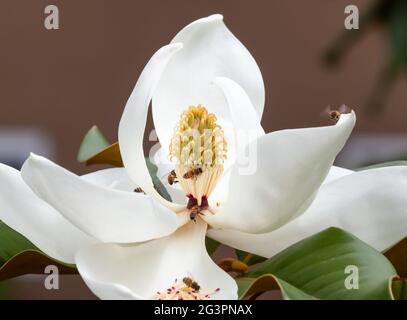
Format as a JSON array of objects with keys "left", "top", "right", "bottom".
[
  {"left": 167, "top": 170, "right": 178, "bottom": 185},
  {"left": 183, "top": 277, "right": 201, "bottom": 292},
  {"left": 183, "top": 167, "right": 203, "bottom": 179},
  {"left": 134, "top": 187, "right": 145, "bottom": 194}
]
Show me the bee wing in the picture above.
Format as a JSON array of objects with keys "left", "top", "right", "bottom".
[
  {"left": 320, "top": 105, "right": 332, "bottom": 118},
  {"left": 186, "top": 271, "right": 195, "bottom": 280},
  {"left": 339, "top": 104, "right": 351, "bottom": 114},
  {"left": 160, "top": 170, "right": 173, "bottom": 181}
]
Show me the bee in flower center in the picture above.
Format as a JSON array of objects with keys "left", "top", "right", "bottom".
[
  {"left": 189, "top": 205, "right": 201, "bottom": 222},
  {"left": 183, "top": 167, "right": 203, "bottom": 179},
  {"left": 187, "top": 195, "right": 209, "bottom": 222},
  {"left": 155, "top": 276, "right": 219, "bottom": 300},
  {"left": 183, "top": 277, "right": 201, "bottom": 292}
]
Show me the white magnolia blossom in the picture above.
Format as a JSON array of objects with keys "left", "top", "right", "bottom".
[{"left": 1, "top": 14, "right": 407, "bottom": 300}]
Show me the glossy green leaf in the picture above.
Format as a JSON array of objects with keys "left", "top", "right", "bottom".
[
  {"left": 0, "top": 222, "right": 77, "bottom": 281},
  {"left": 0, "top": 222, "right": 36, "bottom": 265},
  {"left": 77, "top": 126, "right": 110, "bottom": 163},
  {"left": 245, "top": 227, "right": 396, "bottom": 300},
  {"left": 237, "top": 275, "right": 315, "bottom": 300}
]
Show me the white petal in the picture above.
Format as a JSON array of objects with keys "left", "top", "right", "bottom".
[
  {"left": 118, "top": 43, "right": 184, "bottom": 212},
  {"left": 214, "top": 77, "right": 265, "bottom": 167},
  {"left": 204, "top": 112, "right": 356, "bottom": 233},
  {"left": 81, "top": 168, "right": 136, "bottom": 192},
  {"left": 323, "top": 166, "right": 353, "bottom": 185},
  {"left": 208, "top": 166, "right": 407, "bottom": 258},
  {"left": 214, "top": 77, "right": 265, "bottom": 141},
  {"left": 21, "top": 154, "right": 181, "bottom": 243},
  {"left": 0, "top": 164, "right": 96, "bottom": 264},
  {"left": 152, "top": 14, "right": 265, "bottom": 152},
  {"left": 209, "top": 168, "right": 232, "bottom": 208},
  {"left": 76, "top": 219, "right": 237, "bottom": 300}
]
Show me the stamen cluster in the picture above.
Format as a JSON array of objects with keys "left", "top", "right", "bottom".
[{"left": 169, "top": 105, "right": 227, "bottom": 166}]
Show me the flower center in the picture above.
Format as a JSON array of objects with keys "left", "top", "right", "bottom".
[
  {"left": 169, "top": 105, "right": 227, "bottom": 213},
  {"left": 155, "top": 277, "right": 220, "bottom": 300}
]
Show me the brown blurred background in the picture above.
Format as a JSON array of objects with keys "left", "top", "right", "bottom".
[
  {"left": 1, "top": 0, "right": 407, "bottom": 299},
  {"left": 1, "top": 0, "right": 407, "bottom": 173}
]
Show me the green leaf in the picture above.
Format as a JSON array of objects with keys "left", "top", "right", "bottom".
[
  {"left": 0, "top": 222, "right": 77, "bottom": 281},
  {"left": 0, "top": 222, "right": 37, "bottom": 265},
  {"left": 235, "top": 250, "right": 267, "bottom": 266},
  {"left": 205, "top": 237, "right": 220, "bottom": 256},
  {"left": 77, "top": 126, "right": 110, "bottom": 162},
  {"left": 356, "top": 160, "right": 407, "bottom": 171},
  {"left": 245, "top": 227, "right": 396, "bottom": 300},
  {"left": 237, "top": 275, "right": 316, "bottom": 300}
]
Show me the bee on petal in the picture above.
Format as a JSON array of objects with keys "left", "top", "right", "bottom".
[
  {"left": 134, "top": 187, "right": 145, "bottom": 194},
  {"left": 166, "top": 170, "right": 178, "bottom": 185},
  {"left": 322, "top": 105, "right": 351, "bottom": 122}
]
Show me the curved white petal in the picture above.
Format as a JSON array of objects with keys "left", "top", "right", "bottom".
[
  {"left": 214, "top": 77, "right": 265, "bottom": 145},
  {"left": 81, "top": 168, "right": 136, "bottom": 192},
  {"left": 323, "top": 166, "right": 353, "bottom": 185},
  {"left": 76, "top": 219, "right": 237, "bottom": 300},
  {"left": 152, "top": 14, "right": 265, "bottom": 153},
  {"left": 214, "top": 77, "right": 265, "bottom": 167},
  {"left": 208, "top": 166, "right": 407, "bottom": 258},
  {"left": 0, "top": 164, "right": 96, "bottom": 264},
  {"left": 209, "top": 168, "right": 232, "bottom": 209},
  {"left": 21, "top": 154, "right": 181, "bottom": 243},
  {"left": 118, "top": 43, "right": 184, "bottom": 212},
  {"left": 204, "top": 112, "right": 356, "bottom": 233}
]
